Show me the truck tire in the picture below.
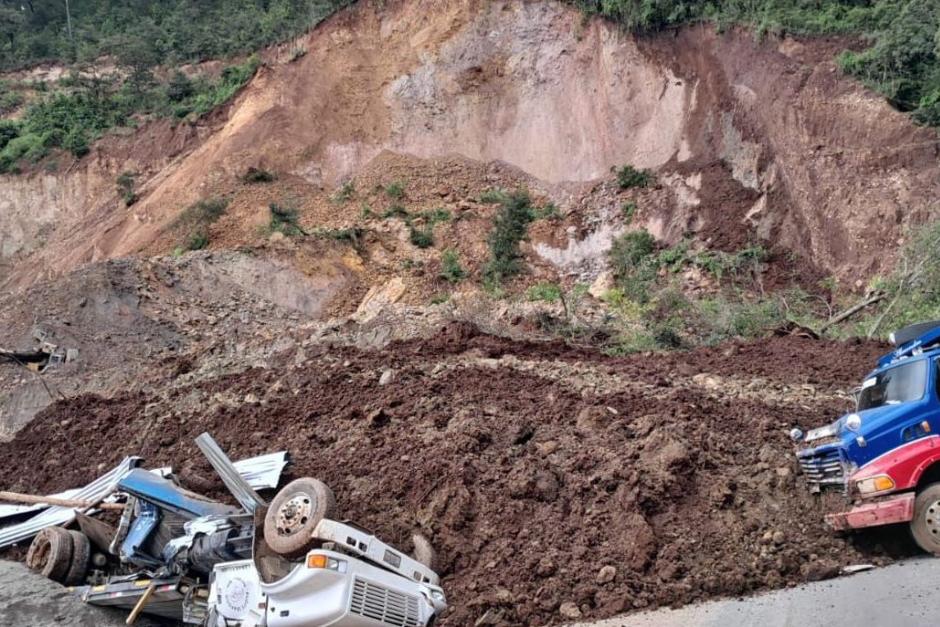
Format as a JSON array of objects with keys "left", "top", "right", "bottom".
[
  {"left": 64, "top": 531, "right": 91, "bottom": 586},
  {"left": 263, "top": 478, "right": 336, "bottom": 558},
  {"left": 911, "top": 483, "right": 940, "bottom": 554},
  {"left": 412, "top": 533, "right": 437, "bottom": 570},
  {"left": 26, "top": 528, "right": 73, "bottom": 582}
]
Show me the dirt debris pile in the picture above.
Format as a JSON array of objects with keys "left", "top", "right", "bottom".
[{"left": 0, "top": 324, "right": 902, "bottom": 625}]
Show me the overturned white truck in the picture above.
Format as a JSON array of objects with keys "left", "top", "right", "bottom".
[
  {"left": 15, "top": 434, "right": 446, "bottom": 627},
  {"left": 207, "top": 479, "right": 445, "bottom": 627}
]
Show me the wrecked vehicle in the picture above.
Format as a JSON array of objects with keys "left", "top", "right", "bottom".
[
  {"left": 793, "top": 321, "right": 940, "bottom": 554},
  {"left": 4, "top": 433, "right": 447, "bottom": 626},
  {"left": 208, "top": 477, "right": 445, "bottom": 627}
]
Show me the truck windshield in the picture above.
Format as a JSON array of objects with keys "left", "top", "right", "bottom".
[{"left": 858, "top": 360, "right": 927, "bottom": 411}]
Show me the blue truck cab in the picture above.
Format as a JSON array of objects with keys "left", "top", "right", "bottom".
[{"left": 795, "top": 322, "right": 940, "bottom": 553}]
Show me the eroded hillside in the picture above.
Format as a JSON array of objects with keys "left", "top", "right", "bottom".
[{"left": 2, "top": 0, "right": 938, "bottom": 294}]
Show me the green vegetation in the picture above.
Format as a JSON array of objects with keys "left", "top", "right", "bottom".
[
  {"left": 484, "top": 189, "right": 537, "bottom": 285},
  {"left": 0, "top": 88, "right": 23, "bottom": 114},
  {"left": 526, "top": 282, "right": 563, "bottom": 303},
  {"left": 409, "top": 226, "right": 434, "bottom": 248},
  {"left": 0, "top": 56, "right": 261, "bottom": 173},
  {"left": 574, "top": 1, "right": 940, "bottom": 128},
  {"left": 534, "top": 203, "right": 562, "bottom": 221},
  {"left": 314, "top": 226, "right": 363, "bottom": 248},
  {"left": 479, "top": 188, "right": 508, "bottom": 204},
  {"left": 268, "top": 202, "right": 307, "bottom": 237},
  {"left": 621, "top": 201, "right": 637, "bottom": 223},
  {"left": 332, "top": 180, "right": 356, "bottom": 203},
  {"left": 616, "top": 165, "right": 654, "bottom": 189},
  {"left": 440, "top": 249, "right": 467, "bottom": 283},
  {"left": 847, "top": 218, "right": 940, "bottom": 338},
  {"left": 242, "top": 167, "right": 276, "bottom": 184},
  {"left": 116, "top": 171, "right": 137, "bottom": 206},
  {"left": 593, "top": 228, "right": 797, "bottom": 353},
  {"left": 0, "top": 1, "right": 351, "bottom": 70},
  {"left": 174, "top": 197, "right": 229, "bottom": 251},
  {"left": 384, "top": 181, "right": 406, "bottom": 200},
  {"left": 381, "top": 205, "right": 451, "bottom": 249}
]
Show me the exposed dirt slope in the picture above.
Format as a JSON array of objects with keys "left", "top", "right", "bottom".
[
  {"left": 3, "top": 0, "right": 939, "bottom": 292},
  {"left": 0, "top": 325, "right": 904, "bottom": 626}
]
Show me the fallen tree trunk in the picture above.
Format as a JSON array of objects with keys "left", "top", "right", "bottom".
[
  {"left": 0, "top": 491, "right": 125, "bottom": 512},
  {"left": 819, "top": 291, "right": 885, "bottom": 333}
]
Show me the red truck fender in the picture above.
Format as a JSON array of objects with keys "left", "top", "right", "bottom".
[
  {"left": 850, "top": 434, "right": 940, "bottom": 492},
  {"left": 827, "top": 435, "right": 940, "bottom": 531}
]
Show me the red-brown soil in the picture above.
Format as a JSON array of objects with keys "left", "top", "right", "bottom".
[{"left": 0, "top": 325, "right": 904, "bottom": 626}]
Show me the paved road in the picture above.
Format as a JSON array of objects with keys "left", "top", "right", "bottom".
[{"left": 578, "top": 557, "right": 938, "bottom": 627}]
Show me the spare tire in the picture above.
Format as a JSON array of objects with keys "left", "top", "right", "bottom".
[
  {"left": 263, "top": 478, "right": 336, "bottom": 558},
  {"left": 64, "top": 531, "right": 91, "bottom": 586},
  {"left": 412, "top": 533, "right": 437, "bottom": 570},
  {"left": 26, "top": 528, "right": 73, "bottom": 582}
]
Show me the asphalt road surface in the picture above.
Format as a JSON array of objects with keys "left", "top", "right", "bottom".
[{"left": 578, "top": 557, "right": 938, "bottom": 627}]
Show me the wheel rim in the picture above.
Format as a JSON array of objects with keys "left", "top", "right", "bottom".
[
  {"left": 925, "top": 499, "right": 940, "bottom": 541},
  {"left": 275, "top": 492, "right": 314, "bottom": 536}
]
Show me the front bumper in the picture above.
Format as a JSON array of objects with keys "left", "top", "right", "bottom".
[{"left": 825, "top": 492, "right": 915, "bottom": 531}]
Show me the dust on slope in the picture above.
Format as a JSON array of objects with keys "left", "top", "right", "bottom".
[{"left": 0, "top": 325, "right": 902, "bottom": 626}]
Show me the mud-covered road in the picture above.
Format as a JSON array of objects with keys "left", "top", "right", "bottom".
[{"left": 0, "top": 324, "right": 909, "bottom": 625}]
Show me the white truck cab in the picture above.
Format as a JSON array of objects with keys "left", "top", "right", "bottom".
[{"left": 207, "top": 520, "right": 447, "bottom": 627}]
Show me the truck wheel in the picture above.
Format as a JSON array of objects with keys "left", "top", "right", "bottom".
[
  {"left": 26, "top": 528, "right": 73, "bottom": 582},
  {"left": 412, "top": 533, "right": 437, "bottom": 570},
  {"left": 911, "top": 483, "right": 940, "bottom": 554},
  {"left": 63, "top": 531, "right": 91, "bottom": 586},
  {"left": 263, "top": 478, "right": 336, "bottom": 558}
]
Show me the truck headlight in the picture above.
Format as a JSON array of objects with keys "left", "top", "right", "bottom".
[
  {"left": 856, "top": 475, "right": 895, "bottom": 495},
  {"left": 306, "top": 554, "right": 347, "bottom": 572},
  {"left": 845, "top": 413, "right": 862, "bottom": 432}
]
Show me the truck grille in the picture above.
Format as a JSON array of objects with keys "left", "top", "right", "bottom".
[
  {"left": 349, "top": 577, "right": 420, "bottom": 627},
  {"left": 797, "top": 446, "right": 845, "bottom": 489}
]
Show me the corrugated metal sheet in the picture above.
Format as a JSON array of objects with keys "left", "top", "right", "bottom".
[
  {"left": 234, "top": 451, "right": 288, "bottom": 490},
  {"left": 0, "top": 452, "right": 285, "bottom": 522},
  {"left": 195, "top": 433, "right": 266, "bottom": 513},
  {"left": 0, "top": 457, "right": 141, "bottom": 548}
]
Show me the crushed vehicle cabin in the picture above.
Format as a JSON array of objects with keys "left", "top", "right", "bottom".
[
  {"left": 794, "top": 321, "right": 940, "bottom": 554},
  {"left": 0, "top": 433, "right": 447, "bottom": 626}
]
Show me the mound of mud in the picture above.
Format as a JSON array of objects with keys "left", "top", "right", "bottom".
[{"left": 0, "top": 326, "right": 900, "bottom": 625}]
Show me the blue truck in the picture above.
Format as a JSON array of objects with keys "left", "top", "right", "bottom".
[{"left": 794, "top": 321, "right": 940, "bottom": 553}]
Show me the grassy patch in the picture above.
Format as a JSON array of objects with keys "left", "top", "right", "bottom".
[
  {"left": 616, "top": 165, "right": 654, "bottom": 189},
  {"left": 174, "top": 197, "right": 229, "bottom": 251},
  {"left": 268, "top": 202, "right": 307, "bottom": 237},
  {"left": 314, "top": 226, "right": 364, "bottom": 248},
  {"left": 384, "top": 181, "right": 406, "bottom": 200},
  {"left": 440, "top": 249, "right": 467, "bottom": 283},
  {"left": 622, "top": 202, "right": 637, "bottom": 223},
  {"left": 332, "top": 180, "right": 356, "bottom": 204},
  {"left": 526, "top": 282, "right": 563, "bottom": 303},
  {"left": 479, "top": 188, "right": 508, "bottom": 204},
  {"left": 484, "top": 189, "right": 536, "bottom": 285},
  {"left": 409, "top": 226, "right": 434, "bottom": 249},
  {"left": 116, "top": 171, "right": 137, "bottom": 206},
  {"left": 242, "top": 167, "right": 276, "bottom": 184}
]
